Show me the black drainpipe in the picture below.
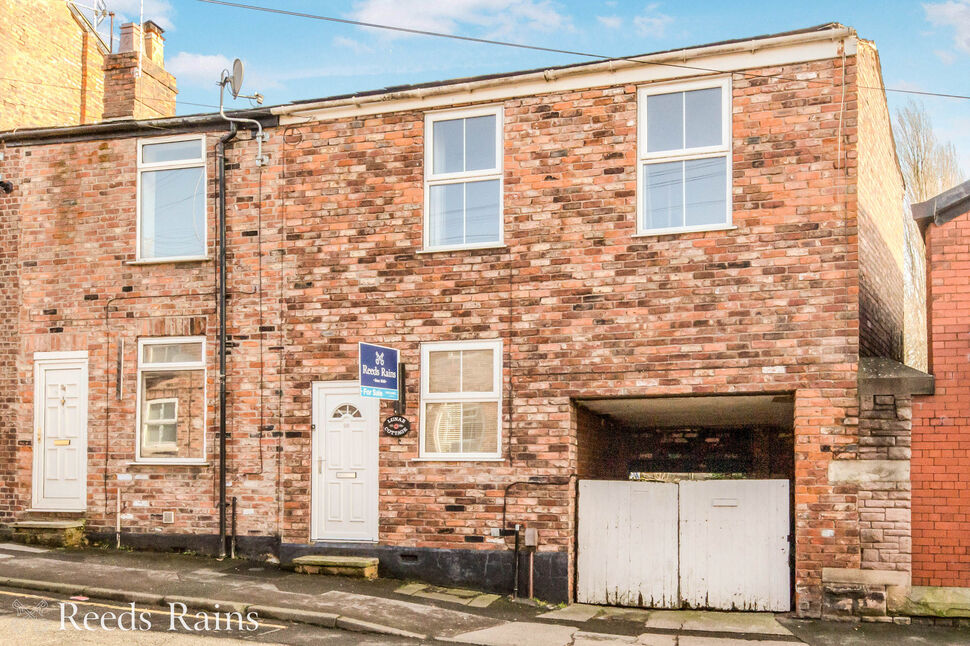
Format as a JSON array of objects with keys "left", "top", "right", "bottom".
[{"left": 217, "top": 123, "right": 237, "bottom": 559}]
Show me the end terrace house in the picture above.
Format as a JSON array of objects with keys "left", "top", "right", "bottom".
[{"left": 0, "top": 22, "right": 934, "bottom": 617}]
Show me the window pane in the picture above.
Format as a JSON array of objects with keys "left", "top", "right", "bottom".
[
  {"left": 140, "top": 167, "right": 206, "bottom": 258},
  {"left": 429, "top": 183, "right": 464, "bottom": 246},
  {"left": 462, "top": 349, "right": 495, "bottom": 392},
  {"left": 464, "top": 179, "right": 500, "bottom": 244},
  {"left": 685, "top": 157, "right": 727, "bottom": 227},
  {"left": 142, "top": 342, "right": 202, "bottom": 364},
  {"left": 433, "top": 118, "right": 463, "bottom": 174},
  {"left": 143, "top": 139, "right": 203, "bottom": 164},
  {"left": 461, "top": 402, "right": 498, "bottom": 453},
  {"left": 428, "top": 351, "right": 461, "bottom": 393},
  {"left": 685, "top": 87, "right": 722, "bottom": 148},
  {"left": 140, "top": 369, "right": 204, "bottom": 459},
  {"left": 643, "top": 161, "right": 683, "bottom": 230},
  {"left": 464, "top": 115, "right": 496, "bottom": 172},
  {"left": 646, "top": 91, "right": 683, "bottom": 153},
  {"left": 424, "top": 402, "right": 461, "bottom": 453}
]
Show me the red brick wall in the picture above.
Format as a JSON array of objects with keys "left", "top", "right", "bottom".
[
  {"left": 912, "top": 209, "right": 970, "bottom": 587},
  {"left": 856, "top": 41, "right": 907, "bottom": 363},
  {"left": 0, "top": 53, "right": 866, "bottom": 614},
  {"left": 0, "top": 0, "right": 106, "bottom": 130},
  {"left": 102, "top": 52, "right": 177, "bottom": 121}
]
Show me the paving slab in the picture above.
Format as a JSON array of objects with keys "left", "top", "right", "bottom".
[
  {"left": 0, "top": 543, "right": 48, "bottom": 553},
  {"left": 644, "top": 610, "right": 792, "bottom": 635},
  {"left": 635, "top": 635, "right": 678, "bottom": 646},
  {"left": 445, "top": 621, "right": 578, "bottom": 646},
  {"left": 679, "top": 638, "right": 799, "bottom": 646},
  {"left": 573, "top": 630, "right": 638, "bottom": 645},
  {"left": 538, "top": 604, "right": 602, "bottom": 622}
]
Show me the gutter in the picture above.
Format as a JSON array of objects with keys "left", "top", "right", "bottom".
[
  {"left": 273, "top": 25, "right": 856, "bottom": 119},
  {"left": 0, "top": 111, "right": 277, "bottom": 146}
]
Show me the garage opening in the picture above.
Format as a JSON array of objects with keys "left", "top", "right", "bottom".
[{"left": 575, "top": 394, "right": 795, "bottom": 611}]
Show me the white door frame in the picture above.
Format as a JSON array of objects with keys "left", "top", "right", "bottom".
[
  {"left": 32, "top": 350, "right": 89, "bottom": 512},
  {"left": 310, "top": 380, "right": 380, "bottom": 542}
]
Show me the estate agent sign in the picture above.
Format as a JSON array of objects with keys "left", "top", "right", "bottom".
[{"left": 358, "top": 342, "right": 399, "bottom": 399}]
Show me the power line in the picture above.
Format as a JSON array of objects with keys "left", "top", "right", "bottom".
[{"left": 194, "top": 0, "right": 970, "bottom": 102}]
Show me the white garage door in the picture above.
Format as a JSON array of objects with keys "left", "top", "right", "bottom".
[{"left": 577, "top": 479, "right": 790, "bottom": 611}]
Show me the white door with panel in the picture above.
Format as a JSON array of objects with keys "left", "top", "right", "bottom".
[
  {"left": 311, "top": 382, "right": 379, "bottom": 542},
  {"left": 32, "top": 352, "right": 89, "bottom": 511},
  {"left": 679, "top": 479, "right": 790, "bottom": 611},
  {"left": 577, "top": 478, "right": 790, "bottom": 611},
  {"left": 577, "top": 480, "right": 679, "bottom": 607}
]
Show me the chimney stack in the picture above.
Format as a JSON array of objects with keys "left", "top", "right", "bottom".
[{"left": 102, "top": 21, "right": 177, "bottom": 120}]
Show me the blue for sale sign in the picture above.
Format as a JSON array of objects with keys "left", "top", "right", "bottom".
[{"left": 359, "top": 342, "right": 399, "bottom": 400}]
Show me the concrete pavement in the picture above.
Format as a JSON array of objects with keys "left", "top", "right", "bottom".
[{"left": 0, "top": 543, "right": 966, "bottom": 645}]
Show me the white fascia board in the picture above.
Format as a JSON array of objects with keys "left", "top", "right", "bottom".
[{"left": 276, "top": 29, "right": 857, "bottom": 125}]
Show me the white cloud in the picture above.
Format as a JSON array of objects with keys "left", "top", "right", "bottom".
[
  {"left": 597, "top": 15, "right": 623, "bottom": 29},
  {"left": 107, "top": 0, "right": 175, "bottom": 31},
  {"left": 167, "top": 52, "right": 232, "bottom": 88},
  {"left": 924, "top": 0, "right": 970, "bottom": 53},
  {"left": 332, "top": 35, "right": 373, "bottom": 54},
  {"left": 935, "top": 48, "right": 957, "bottom": 63},
  {"left": 633, "top": 3, "right": 673, "bottom": 38},
  {"left": 348, "top": 0, "right": 571, "bottom": 39}
]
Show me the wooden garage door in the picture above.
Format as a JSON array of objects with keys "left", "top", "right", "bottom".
[
  {"left": 577, "top": 479, "right": 790, "bottom": 611},
  {"left": 577, "top": 480, "right": 679, "bottom": 607}
]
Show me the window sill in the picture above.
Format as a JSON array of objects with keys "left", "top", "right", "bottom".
[
  {"left": 127, "top": 461, "right": 210, "bottom": 466},
  {"left": 633, "top": 224, "right": 737, "bottom": 238},
  {"left": 417, "top": 244, "right": 508, "bottom": 255},
  {"left": 411, "top": 457, "right": 505, "bottom": 462},
  {"left": 125, "top": 256, "right": 212, "bottom": 266}
]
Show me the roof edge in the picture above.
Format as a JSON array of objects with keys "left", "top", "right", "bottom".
[
  {"left": 274, "top": 23, "right": 855, "bottom": 119},
  {"left": 911, "top": 179, "right": 970, "bottom": 228},
  {"left": 0, "top": 111, "right": 277, "bottom": 146}
]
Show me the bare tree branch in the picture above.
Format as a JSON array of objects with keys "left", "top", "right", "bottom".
[{"left": 894, "top": 99, "right": 966, "bottom": 204}]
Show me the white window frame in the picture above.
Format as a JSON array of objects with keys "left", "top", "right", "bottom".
[
  {"left": 136, "top": 134, "right": 208, "bottom": 262},
  {"left": 636, "top": 76, "right": 733, "bottom": 236},
  {"left": 419, "top": 339, "right": 503, "bottom": 461},
  {"left": 143, "top": 397, "right": 179, "bottom": 452},
  {"left": 135, "top": 336, "right": 206, "bottom": 464},
  {"left": 423, "top": 105, "right": 504, "bottom": 252}
]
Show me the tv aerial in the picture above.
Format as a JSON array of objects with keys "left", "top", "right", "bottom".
[{"left": 218, "top": 58, "right": 268, "bottom": 165}]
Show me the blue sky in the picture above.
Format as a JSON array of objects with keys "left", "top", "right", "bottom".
[{"left": 97, "top": 1, "right": 970, "bottom": 172}]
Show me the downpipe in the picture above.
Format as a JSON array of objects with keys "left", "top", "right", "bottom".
[{"left": 216, "top": 123, "right": 237, "bottom": 559}]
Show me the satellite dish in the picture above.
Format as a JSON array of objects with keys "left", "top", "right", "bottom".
[{"left": 229, "top": 59, "right": 244, "bottom": 99}]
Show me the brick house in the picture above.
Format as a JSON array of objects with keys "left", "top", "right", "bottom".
[
  {"left": 0, "top": 22, "right": 936, "bottom": 617},
  {"left": 911, "top": 181, "right": 970, "bottom": 603}
]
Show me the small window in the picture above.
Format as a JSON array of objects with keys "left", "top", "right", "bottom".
[
  {"left": 420, "top": 340, "right": 502, "bottom": 459},
  {"left": 136, "top": 337, "right": 205, "bottom": 462},
  {"left": 144, "top": 398, "right": 179, "bottom": 452},
  {"left": 332, "top": 404, "right": 362, "bottom": 419},
  {"left": 638, "top": 78, "right": 731, "bottom": 235},
  {"left": 137, "top": 136, "right": 207, "bottom": 260},
  {"left": 424, "top": 106, "right": 503, "bottom": 250}
]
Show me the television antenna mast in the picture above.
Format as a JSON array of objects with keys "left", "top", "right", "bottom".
[{"left": 217, "top": 58, "right": 267, "bottom": 165}]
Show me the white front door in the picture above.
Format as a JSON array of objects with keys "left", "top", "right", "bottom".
[
  {"left": 32, "top": 352, "right": 89, "bottom": 511},
  {"left": 311, "top": 382, "right": 379, "bottom": 542}
]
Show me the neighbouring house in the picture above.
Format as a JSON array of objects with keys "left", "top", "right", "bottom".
[
  {"left": 910, "top": 180, "right": 970, "bottom": 614},
  {"left": 0, "top": 22, "right": 938, "bottom": 618},
  {"left": 0, "top": 1, "right": 175, "bottom": 130}
]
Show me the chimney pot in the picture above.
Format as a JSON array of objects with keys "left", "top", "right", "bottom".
[{"left": 118, "top": 22, "right": 142, "bottom": 54}]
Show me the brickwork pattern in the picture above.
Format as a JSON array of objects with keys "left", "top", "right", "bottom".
[
  {"left": 0, "top": 0, "right": 106, "bottom": 130},
  {"left": 912, "top": 208, "right": 970, "bottom": 587},
  {"left": 0, "top": 51, "right": 904, "bottom": 615},
  {"left": 856, "top": 41, "right": 907, "bottom": 363}
]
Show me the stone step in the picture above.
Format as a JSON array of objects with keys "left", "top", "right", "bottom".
[
  {"left": 289, "top": 555, "right": 379, "bottom": 580},
  {"left": 10, "top": 520, "right": 86, "bottom": 548}
]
